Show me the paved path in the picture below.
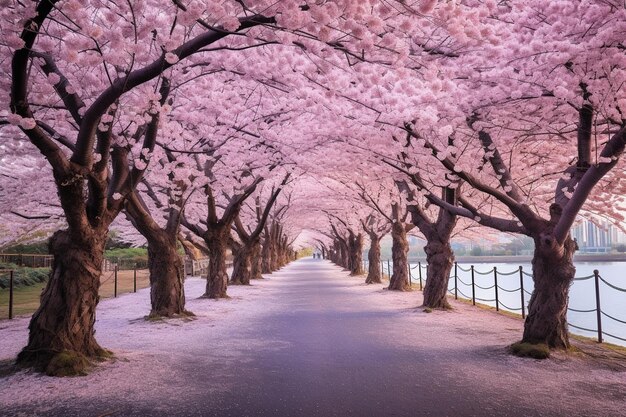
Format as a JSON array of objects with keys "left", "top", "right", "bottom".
[{"left": 1, "top": 258, "right": 625, "bottom": 416}]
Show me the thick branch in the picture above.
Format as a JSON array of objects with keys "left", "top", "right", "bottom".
[
  {"left": 71, "top": 14, "right": 276, "bottom": 167},
  {"left": 555, "top": 125, "right": 626, "bottom": 242}
]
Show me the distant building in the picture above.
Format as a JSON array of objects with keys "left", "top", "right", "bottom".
[{"left": 571, "top": 219, "right": 625, "bottom": 253}]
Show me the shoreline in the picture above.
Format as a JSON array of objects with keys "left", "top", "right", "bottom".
[{"left": 407, "top": 253, "right": 626, "bottom": 264}]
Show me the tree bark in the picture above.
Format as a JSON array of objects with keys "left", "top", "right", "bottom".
[
  {"left": 204, "top": 229, "right": 230, "bottom": 298},
  {"left": 124, "top": 192, "right": 188, "bottom": 318},
  {"left": 147, "top": 231, "right": 187, "bottom": 317},
  {"left": 366, "top": 235, "right": 382, "bottom": 284},
  {"left": 250, "top": 240, "right": 263, "bottom": 280},
  {"left": 269, "top": 227, "right": 280, "bottom": 271},
  {"left": 422, "top": 237, "right": 454, "bottom": 309},
  {"left": 349, "top": 233, "right": 364, "bottom": 276},
  {"left": 279, "top": 235, "right": 290, "bottom": 267},
  {"left": 522, "top": 234, "right": 577, "bottom": 348},
  {"left": 261, "top": 231, "right": 272, "bottom": 274},
  {"left": 17, "top": 229, "right": 109, "bottom": 374},
  {"left": 388, "top": 222, "right": 410, "bottom": 291},
  {"left": 339, "top": 242, "right": 349, "bottom": 270},
  {"left": 230, "top": 243, "right": 252, "bottom": 285}
]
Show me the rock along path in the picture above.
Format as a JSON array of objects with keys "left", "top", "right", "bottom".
[{"left": 1, "top": 258, "right": 625, "bottom": 417}]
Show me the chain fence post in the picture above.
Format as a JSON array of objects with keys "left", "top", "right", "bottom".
[
  {"left": 408, "top": 262, "right": 413, "bottom": 287},
  {"left": 519, "top": 265, "right": 526, "bottom": 319},
  {"left": 114, "top": 265, "right": 118, "bottom": 298},
  {"left": 9, "top": 270, "right": 14, "bottom": 320},
  {"left": 133, "top": 265, "right": 137, "bottom": 293},
  {"left": 418, "top": 262, "right": 423, "bottom": 290},
  {"left": 471, "top": 265, "right": 476, "bottom": 306},
  {"left": 387, "top": 259, "right": 391, "bottom": 279},
  {"left": 594, "top": 269, "right": 603, "bottom": 343},
  {"left": 494, "top": 267, "right": 499, "bottom": 311},
  {"left": 454, "top": 262, "right": 458, "bottom": 300}
]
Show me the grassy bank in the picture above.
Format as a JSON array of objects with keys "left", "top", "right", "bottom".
[{"left": 0, "top": 269, "right": 152, "bottom": 320}]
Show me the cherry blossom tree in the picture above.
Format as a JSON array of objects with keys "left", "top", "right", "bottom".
[
  {"left": 392, "top": 0, "right": 626, "bottom": 349},
  {"left": 1, "top": 0, "right": 285, "bottom": 374}
]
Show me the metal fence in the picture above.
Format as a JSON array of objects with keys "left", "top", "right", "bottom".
[
  {"left": 0, "top": 266, "right": 150, "bottom": 320},
  {"left": 368, "top": 259, "right": 626, "bottom": 345},
  {"left": 184, "top": 258, "right": 235, "bottom": 277}
]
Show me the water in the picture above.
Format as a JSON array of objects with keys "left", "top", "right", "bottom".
[{"left": 391, "top": 261, "right": 626, "bottom": 347}]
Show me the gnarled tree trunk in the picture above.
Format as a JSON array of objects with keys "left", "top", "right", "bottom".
[
  {"left": 388, "top": 222, "right": 410, "bottom": 291},
  {"left": 147, "top": 231, "right": 187, "bottom": 317},
  {"left": 17, "top": 229, "right": 109, "bottom": 374},
  {"left": 339, "top": 242, "right": 349, "bottom": 270},
  {"left": 349, "top": 233, "right": 364, "bottom": 276},
  {"left": 125, "top": 192, "right": 188, "bottom": 318},
  {"left": 270, "top": 243, "right": 279, "bottom": 271},
  {"left": 204, "top": 229, "right": 230, "bottom": 298},
  {"left": 261, "top": 232, "right": 272, "bottom": 274},
  {"left": 423, "top": 237, "right": 454, "bottom": 309},
  {"left": 250, "top": 240, "right": 263, "bottom": 280},
  {"left": 366, "top": 234, "right": 382, "bottom": 284},
  {"left": 522, "top": 234, "right": 577, "bottom": 348},
  {"left": 230, "top": 244, "right": 252, "bottom": 285}
]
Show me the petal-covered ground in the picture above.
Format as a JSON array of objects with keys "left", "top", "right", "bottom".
[{"left": 1, "top": 258, "right": 625, "bottom": 417}]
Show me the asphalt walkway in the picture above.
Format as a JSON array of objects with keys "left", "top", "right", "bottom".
[{"left": 1, "top": 258, "right": 625, "bottom": 416}]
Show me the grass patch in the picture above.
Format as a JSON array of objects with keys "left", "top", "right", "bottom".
[
  {"left": 0, "top": 283, "right": 46, "bottom": 318},
  {"left": 104, "top": 247, "right": 148, "bottom": 260},
  {"left": 423, "top": 307, "right": 433, "bottom": 313},
  {"left": 509, "top": 342, "right": 551, "bottom": 359}
]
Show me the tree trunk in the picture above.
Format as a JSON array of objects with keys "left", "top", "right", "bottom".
[
  {"left": 339, "top": 243, "right": 349, "bottom": 270},
  {"left": 423, "top": 237, "right": 454, "bottom": 309},
  {"left": 388, "top": 222, "right": 410, "bottom": 291},
  {"left": 261, "top": 234, "right": 272, "bottom": 274},
  {"left": 17, "top": 229, "right": 109, "bottom": 375},
  {"left": 522, "top": 235, "right": 577, "bottom": 348},
  {"left": 147, "top": 231, "right": 187, "bottom": 317},
  {"left": 250, "top": 240, "right": 263, "bottom": 280},
  {"left": 270, "top": 238, "right": 279, "bottom": 271},
  {"left": 204, "top": 230, "right": 229, "bottom": 299},
  {"left": 279, "top": 236, "right": 289, "bottom": 267},
  {"left": 230, "top": 245, "right": 252, "bottom": 285},
  {"left": 366, "top": 235, "right": 382, "bottom": 284},
  {"left": 349, "top": 233, "right": 364, "bottom": 276}
]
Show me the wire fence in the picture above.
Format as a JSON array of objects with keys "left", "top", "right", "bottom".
[
  {"left": 0, "top": 253, "right": 54, "bottom": 268},
  {"left": 0, "top": 266, "right": 151, "bottom": 320},
  {"left": 366, "top": 259, "right": 626, "bottom": 346},
  {"left": 0, "top": 256, "right": 233, "bottom": 320}
]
